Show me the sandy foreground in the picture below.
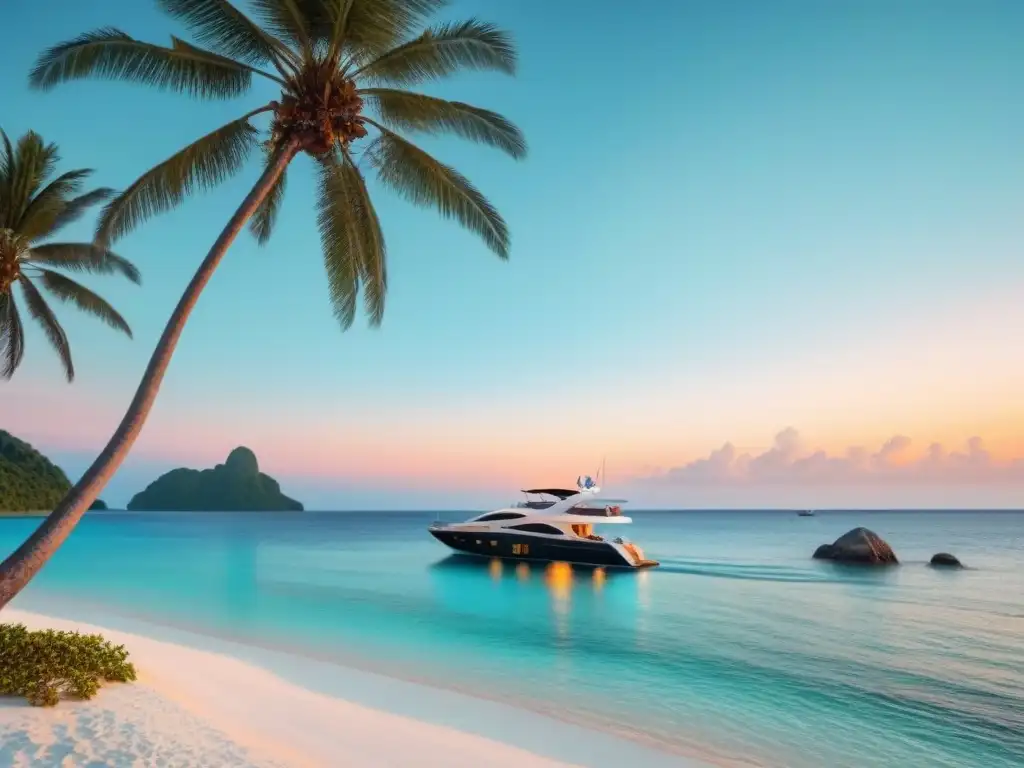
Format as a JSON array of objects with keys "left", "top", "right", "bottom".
[
  {"left": 0, "top": 610, "right": 582, "bottom": 768},
  {"left": 0, "top": 609, "right": 692, "bottom": 768}
]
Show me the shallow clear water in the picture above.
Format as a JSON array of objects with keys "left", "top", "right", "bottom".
[{"left": 2, "top": 510, "right": 1022, "bottom": 767}]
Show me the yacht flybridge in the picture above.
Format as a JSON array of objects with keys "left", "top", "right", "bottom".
[{"left": 428, "top": 476, "right": 659, "bottom": 569}]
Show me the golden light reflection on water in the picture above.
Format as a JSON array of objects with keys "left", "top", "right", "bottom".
[
  {"left": 489, "top": 559, "right": 611, "bottom": 595},
  {"left": 634, "top": 569, "right": 652, "bottom": 644},
  {"left": 483, "top": 558, "right": 617, "bottom": 640},
  {"left": 636, "top": 568, "right": 651, "bottom": 604},
  {"left": 488, "top": 558, "right": 503, "bottom": 580},
  {"left": 545, "top": 562, "right": 573, "bottom": 640},
  {"left": 545, "top": 561, "right": 573, "bottom": 592}
]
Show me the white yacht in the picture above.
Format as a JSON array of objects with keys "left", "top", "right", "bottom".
[{"left": 428, "top": 476, "right": 659, "bottom": 569}]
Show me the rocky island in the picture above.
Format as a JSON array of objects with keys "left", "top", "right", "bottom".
[
  {"left": 127, "top": 447, "right": 303, "bottom": 512},
  {"left": 0, "top": 429, "right": 71, "bottom": 513}
]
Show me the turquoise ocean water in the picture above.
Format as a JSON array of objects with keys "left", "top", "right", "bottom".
[{"left": 1, "top": 509, "right": 1022, "bottom": 767}]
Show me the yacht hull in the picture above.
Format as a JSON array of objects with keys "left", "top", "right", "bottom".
[{"left": 429, "top": 528, "right": 655, "bottom": 569}]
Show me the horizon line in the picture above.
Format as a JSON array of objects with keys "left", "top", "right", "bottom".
[{"left": 77, "top": 507, "right": 1024, "bottom": 514}]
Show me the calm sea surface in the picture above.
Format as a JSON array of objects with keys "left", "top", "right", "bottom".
[{"left": 1, "top": 510, "right": 1022, "bottom": 767}]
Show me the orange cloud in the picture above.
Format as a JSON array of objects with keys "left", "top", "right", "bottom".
[{"left": 643, "top": 428, "right": 1024, "bottom": 486}]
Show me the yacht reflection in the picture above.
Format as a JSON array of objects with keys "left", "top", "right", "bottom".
[
  {"left": 545, "top": 561, "right": 573, "bottom": 642},
  {"left": 428, "top": 554, "right": 643, "bottom": 636},
  {"left": 433, "top": 553, "right": 618, "bottom": 586}
]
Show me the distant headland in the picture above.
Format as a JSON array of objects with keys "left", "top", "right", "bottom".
[
  {"left": 0, "top": 429, "right": 72, "bottom": 513},
  {"left": 126, "top": 447, "right": 303, "bottom": 512}
]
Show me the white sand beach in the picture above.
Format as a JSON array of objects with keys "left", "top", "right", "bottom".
[
  {"left": 0, "top": 608, "right": 693, "bottom": 768},
  {"left": 0, "top": 609, "right": 578, "bottom": 767}
]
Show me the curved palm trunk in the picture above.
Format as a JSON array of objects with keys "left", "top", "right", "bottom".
[{"left": 0, "top": 139, "right": 300, "bottom": 612}]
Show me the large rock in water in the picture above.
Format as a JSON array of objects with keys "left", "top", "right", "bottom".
[
  {"left": 126, "top": 446, "right": 303, "bottom": 512},
  {"left": 812, "top": 527, "right": 898, "bottom": 565},
  {"left": 930, "top": 552, "right": 962, "bottom": 568}
]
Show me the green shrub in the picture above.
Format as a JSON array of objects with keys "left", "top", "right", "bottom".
[{"left": 0, "top": 623, "right": 137, "bottom": 706}]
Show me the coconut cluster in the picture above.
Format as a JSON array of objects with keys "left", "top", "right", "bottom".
[
  {"left": 0, "top": 229, "right": 26, "bottom": 295},
  {"left": 271, "top": 70, "right": 368, "bottom": 156}
]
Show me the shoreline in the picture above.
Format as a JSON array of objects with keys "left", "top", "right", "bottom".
[{"left": 0, "top": 607, "right": 702, "bottom": 768}]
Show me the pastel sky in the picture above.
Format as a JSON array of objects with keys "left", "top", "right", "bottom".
[{"left": 4, "top": 0, "right": 1024, "bottom": 510}]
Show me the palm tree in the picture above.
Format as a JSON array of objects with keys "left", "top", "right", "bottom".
[
  {"left": 0, "top": 0, "right": 524, "bottom": 610},
  {"left": 0, "top": 129, "right": 139, "bottom": 382}
]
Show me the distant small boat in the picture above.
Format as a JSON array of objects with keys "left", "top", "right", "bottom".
[{"left": 797, "top": 510, "right": 815, "bottom": 517}]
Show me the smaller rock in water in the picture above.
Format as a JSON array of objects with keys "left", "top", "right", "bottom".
[{"left": 929, "top": 552, "right": 962, "bottom": 568}]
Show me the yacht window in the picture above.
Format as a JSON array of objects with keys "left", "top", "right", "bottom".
[
  {"left": 476, "top": 512, "right": 527, "bottom": 522},
  {"left": 507, "top": 523, "right": 564, "bottom": 535}
]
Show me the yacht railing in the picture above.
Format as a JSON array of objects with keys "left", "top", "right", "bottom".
[{"left": 430, "top": 521, "right": 492, "bottom": 532}]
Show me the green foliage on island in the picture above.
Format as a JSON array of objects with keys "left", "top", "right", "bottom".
[
  {"left": 0, "top": 430, "right": 71, "bottom": 512},
  {"left": 127, "top": 446, "right": 303, "bottom": 512},
  {"left": 89, "top": 499, "right": 108, "bottom": 511},
  {"left": 0, "top": 623, "right": 136, "bottom": 706}
]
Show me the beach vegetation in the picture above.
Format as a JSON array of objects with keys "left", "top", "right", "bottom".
[
  {"left": 0, "top": 0, "right": 524, "bottom": 610},
  {"left": 0, "top": 129, "right": 140, "bottom": 382},
  {"left": 0, "top": 622, "right": 137, "bottom": 706}
]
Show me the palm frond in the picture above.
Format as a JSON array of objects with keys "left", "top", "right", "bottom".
[
  {"left": 329, "top": 0, "right": 447, "bottom": 64},
  {"left": 169, "top": 36, "right": 287, "bottom": 85},
  {"left": 3, "top": 132, "right": 61, "bottom": 229},
  {"left": 364, "top": 120, "right": 508, "bottom": 258},
  {"left": 37, "top": 268, "right": 132, "bottom": 338},
  {"left": 0, "top": 129, "right": 15, "bottom": 221},
  {"left": 18, "top": 276, "right": 73, "bottom": 381},
  {"left": 304, "top": 0, "right": 353, "bottom": 60},
  {"left": 251, "top": 0, "right": 312, "bottom": 52},
  {"left": 248, "top": 147, "right": 288, "bottom": 244},
  {"left": 332, "top": 0, "right": 356, "bottom": 54},
  {"left": 157, "top": 0, "right": 298, "bottom": 71},
  {"left": 0, "top": 290, "right": 26, "bottom": 379},
  {"left": 316, "top": 152, "right": 388, "bottom": 328},
  {"left": 315, "top": 156, "right": 357, "bottom": 329},
  {"left": 0, "top": 128, "right": 13, "bottom": 182},
  {"left": 29, "top": 27, "right": 253, "bottom": 99},
  {"left": 15, "top": 169, "right": 91, "bottom": 240},
  {"left": 343, "top": 149, "right": 387, "bottom": 323},
  {"left": 353, "top": 19, "right": 515, "bottom": 85},
  {"left": 95, "top": 115, "right": 259, "bottom": 247},
  {"left": 361, "top": 88, "right": 525, "bottom": 159},
  {"left": 17, "top": 132, "right": 61, "bottom": 190},
  {"left": 27, "top": 243, "right": 142, "bottom": 285},
  {"left": 45, "top": 188, "right": 117, "bottom": 239}
]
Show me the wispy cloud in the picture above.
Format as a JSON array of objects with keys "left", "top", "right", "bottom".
[{"left": 642, "top": 428, "right": 1024, "bottom": 486}]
